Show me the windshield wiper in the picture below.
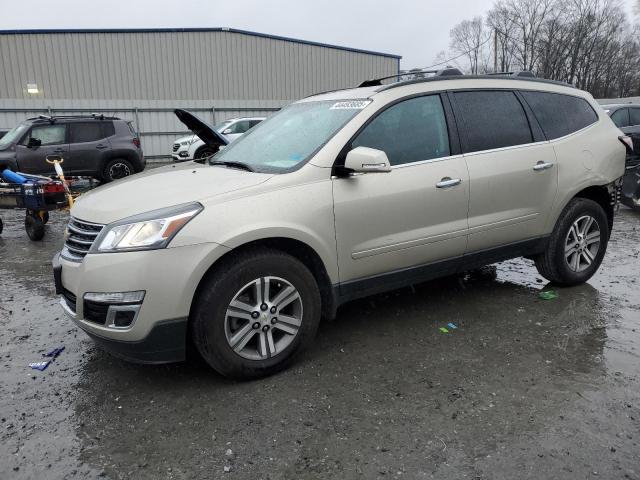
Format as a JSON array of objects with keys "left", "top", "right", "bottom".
[{"left": 208, "top": 160, "right": 254, "bottom": 172}]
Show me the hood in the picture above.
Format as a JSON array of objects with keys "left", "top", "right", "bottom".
[
  {"left": 72, "top": 162, "right": 272, "bottom": 224},
  {"left": 174, "top": 109, "right": 229, "bottom": 147}
]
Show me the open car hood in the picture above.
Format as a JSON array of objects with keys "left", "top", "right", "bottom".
[{"left": 174, "top": 109, "right": 229, "bottom": 147}]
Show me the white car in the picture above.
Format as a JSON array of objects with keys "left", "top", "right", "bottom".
[{"left": 171, "top": 117, "right": 265, "bottom": 162}]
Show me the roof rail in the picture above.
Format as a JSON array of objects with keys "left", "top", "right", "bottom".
[
  {"left": 358, "top": 67, "right": 464, "bottom": 87},
  {"left": 486, "top": 70, "right": 536, "bottom": 78},
  {"left": 27, "top": 114, "right": 121, "bottom": 122}
]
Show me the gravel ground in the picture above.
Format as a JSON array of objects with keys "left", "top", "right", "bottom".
[{"left": 0, "top": 204, "right": 639, "bottom": 480}]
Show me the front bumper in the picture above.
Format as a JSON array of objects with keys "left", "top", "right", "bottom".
[
  {"left": 171, "top": 145, "right": 193, "bottom": 162},
  {"left": 53, "top": 241, "right": 230, "bottom": 363}
]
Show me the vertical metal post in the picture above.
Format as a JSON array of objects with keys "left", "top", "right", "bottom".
[
  {"left": 211, "top": 106, "right": 216, "bottom": 125},
  {"left": 134, "top": 107, "right": 140, "bottom": 135}
]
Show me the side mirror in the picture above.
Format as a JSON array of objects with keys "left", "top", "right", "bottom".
[
  {"left": 344, "top": 147, "right": 391, "bottom": 174},
  {"left": 27, "top": 137, "right": 41, "bottom": 149},
  {"left": 222, "top": 128, "right": 233, "bottom": 135}
]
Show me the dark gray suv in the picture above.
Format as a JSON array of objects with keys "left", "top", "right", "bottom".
[
  {"left": 604, "top": 104, "right": 640, "bottom": 210},
  {"left": 0, "top": 115, "right": 145, "bottom": 182}
]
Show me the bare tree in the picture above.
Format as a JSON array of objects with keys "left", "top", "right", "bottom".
[
  {"left": 446, "top": 0, "right": 640, "bottom": 98},
  {"left": 449, "top": 17, "right": 487, "bottom": 74}
]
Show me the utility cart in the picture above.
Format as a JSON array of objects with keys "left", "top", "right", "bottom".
[{"left": 0, "top": 173, "right": 68, "bottom": 240}]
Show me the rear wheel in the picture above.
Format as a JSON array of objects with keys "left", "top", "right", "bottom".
[
  {"left": 191, "top": 249, "right": 321, "bottom": 379},
  {"left": 102, "top": 159, "right": 134, "bottom": 182},
  {"left": 25, "top": 214, "right": 45, "bottom": 241},
  {"left": 535, "top": 198, "right": 609, "bottom": 285}
]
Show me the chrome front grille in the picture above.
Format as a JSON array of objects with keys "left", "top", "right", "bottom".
[
  {"left": 61, "top": 217, "right": 104, "bottom": 261},
  {"left": 172, "top": 143, "right": 180, "bottom": 152}
]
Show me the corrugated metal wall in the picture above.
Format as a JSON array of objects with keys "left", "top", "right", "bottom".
[
  {"left": 0, "top": 29, "right": 398, "bottom": 101},
  {"left": 0, "top": 29, "right": 399, "bottom": 159}
]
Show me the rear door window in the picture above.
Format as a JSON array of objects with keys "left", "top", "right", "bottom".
[
  {"left": 453, "top": 90, "right": 533, "bottom": 153},
  {"left": 521, "top": 91, "right": 598, "bottom": 139},
  {"left": 610, "top": 108, "right": 630, "bottom": 128},
  {"left": 69, "top": 123, "right": 105, "bottom": 143},
  {"left": 629, "top": 108, "right": 640, "bottom": 127},
  {"left": 351, "top": 94, "right": 450, "bottom": 166}
]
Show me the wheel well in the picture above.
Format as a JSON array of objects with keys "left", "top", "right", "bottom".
[
  {"left": 194, "top": 144, "right": 221, "bottom": 157},
  {"left": 192, "top": 238, "right": 337, "bottom": 320},
  {"left": 574, "top": 185, "right": 614, "bottom": 233}
]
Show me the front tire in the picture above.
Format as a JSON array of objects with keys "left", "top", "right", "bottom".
[
  {"left": 25, "top": 214, "right": 45, "bottom": 241},
  {"left": 191, "top": 249, "right": 321, "bottom": 379},
  {"left": 535, "top": 198, "right": 609, "bottom": 285},
  {"left": 195, "top": 146, "right": 219, "bottom": 160}
]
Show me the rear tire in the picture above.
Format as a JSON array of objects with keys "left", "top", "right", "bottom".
[
  {"left": 25, "top": 214, "right": 45, "bottom": 241},
  {"left": 102, "top": 159, "right": 134, "bottom": 183},
  {"left": 191, "top": 249, "right": 321, "bottom": 379},
  {"left": 534, "top": 198, "right": 609, "bottom": 285}
]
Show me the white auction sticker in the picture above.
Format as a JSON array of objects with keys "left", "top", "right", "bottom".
[{"left": 330, "top": 100, "right": 371, "bottom": 110}]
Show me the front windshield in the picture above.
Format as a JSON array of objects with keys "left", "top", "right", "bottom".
[
  {"left": 214, "top": 120, "right": 232, "bottom": 132},
  {"left": 0, "top": 123, "right": 29, "bottom": 148},
  {"left": 211, "top": 100, "right": 371, "bottom": 173}
]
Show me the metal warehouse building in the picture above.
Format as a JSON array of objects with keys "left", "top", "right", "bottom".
[{"left": 0, "top": 28, "right": 400, "bottom": 159}]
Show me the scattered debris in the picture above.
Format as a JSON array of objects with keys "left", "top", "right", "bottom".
[
  {"left": 28, "top": 346, "right": 65, "bottom": 371},
  {"left": 29, "top": 361, "right": 51, "bottom": 371},
  {"left": 44, "top": 346, "right": 65, "bottom": 358},
  {"left": 447, "top": 323, "right": 458, "bottom": 329},
  {"left": 539, "top": 290, "right": 559, "bottom": 300},
  {"left": 439, "top": 327, "right": 449, "bottom": 334}
]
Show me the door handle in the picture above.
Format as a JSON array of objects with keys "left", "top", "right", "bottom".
[
  {"left": 436, "top": 177, "right": 462, "bottom": 188},
  {"left": 533, "top": 161, "right": 554, "bottom": 171},
  {"left": 53, "top": 149, "right": 65, "bottom": 154},
  {"left": 96, "top": 144, "right": 108, "bottom": 150}
]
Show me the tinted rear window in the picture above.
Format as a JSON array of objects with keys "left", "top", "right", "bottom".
[
  {"left": 69, "top": 122, "right": 114, "bottom": 143},
  {"left": 521, "top": 91, "right": 598, "bottom": 140},
  {"left": 630, "top": 108, "right": 640, "bottom": 127},
  {"left": 453, "top": 90, "right": 533, "bottom": 153}
]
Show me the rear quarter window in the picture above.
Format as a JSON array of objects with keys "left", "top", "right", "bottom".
[{"left": 521, "top": 91, "right": 598, "bottom": 140}]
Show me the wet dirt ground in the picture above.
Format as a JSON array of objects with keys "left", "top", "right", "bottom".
[{"left": 1, "top": 206, "right": 639, "bottom": 480}]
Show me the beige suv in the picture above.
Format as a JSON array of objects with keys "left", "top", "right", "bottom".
[{"left": 53, "top": 72, "right": 626, "bottom": 379}]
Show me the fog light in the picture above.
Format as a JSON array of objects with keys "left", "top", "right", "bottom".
[
  {"left": 179, "top": 151, "right": 189, "bottom": 158},
  {"left": 84, "top": 291, "right": 145, "bottom": 304},
  {"left": 83, "top": 291, "right": 144, "bottom": 330},
  {"left": 113, "top": 310, "right": 136, "bottom": 328}
]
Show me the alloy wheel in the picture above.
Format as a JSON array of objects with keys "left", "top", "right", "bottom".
[
  {"left": 564, "top": 215, "right": 601, "bottom": 272},
  {"left": 109, "top": 162, "right": 132, "bottom": 179},
  {"left": 224, "top": 276, "right": 303, "bottom": 360}
]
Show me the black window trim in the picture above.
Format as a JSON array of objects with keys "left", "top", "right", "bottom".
[
  {"left": 518, "top": 89, "right": 600, "bottom": 142},
  {"left": 332, "top": 90, "right": 460, "bottom": 175},
  {"left": 447, "top": 88, "right": 537, "bottom": 155}
]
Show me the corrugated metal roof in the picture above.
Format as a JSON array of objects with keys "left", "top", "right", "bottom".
[{"left": 0, "top": 27, "right": 402, "bottom": 59}]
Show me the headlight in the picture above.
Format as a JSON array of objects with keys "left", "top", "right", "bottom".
[
  {"left": 92, "top": 203, "right": 203, "bottom": 253},
  {"left": 181, "top": 138, "right": 199, "bottom": 146}
]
